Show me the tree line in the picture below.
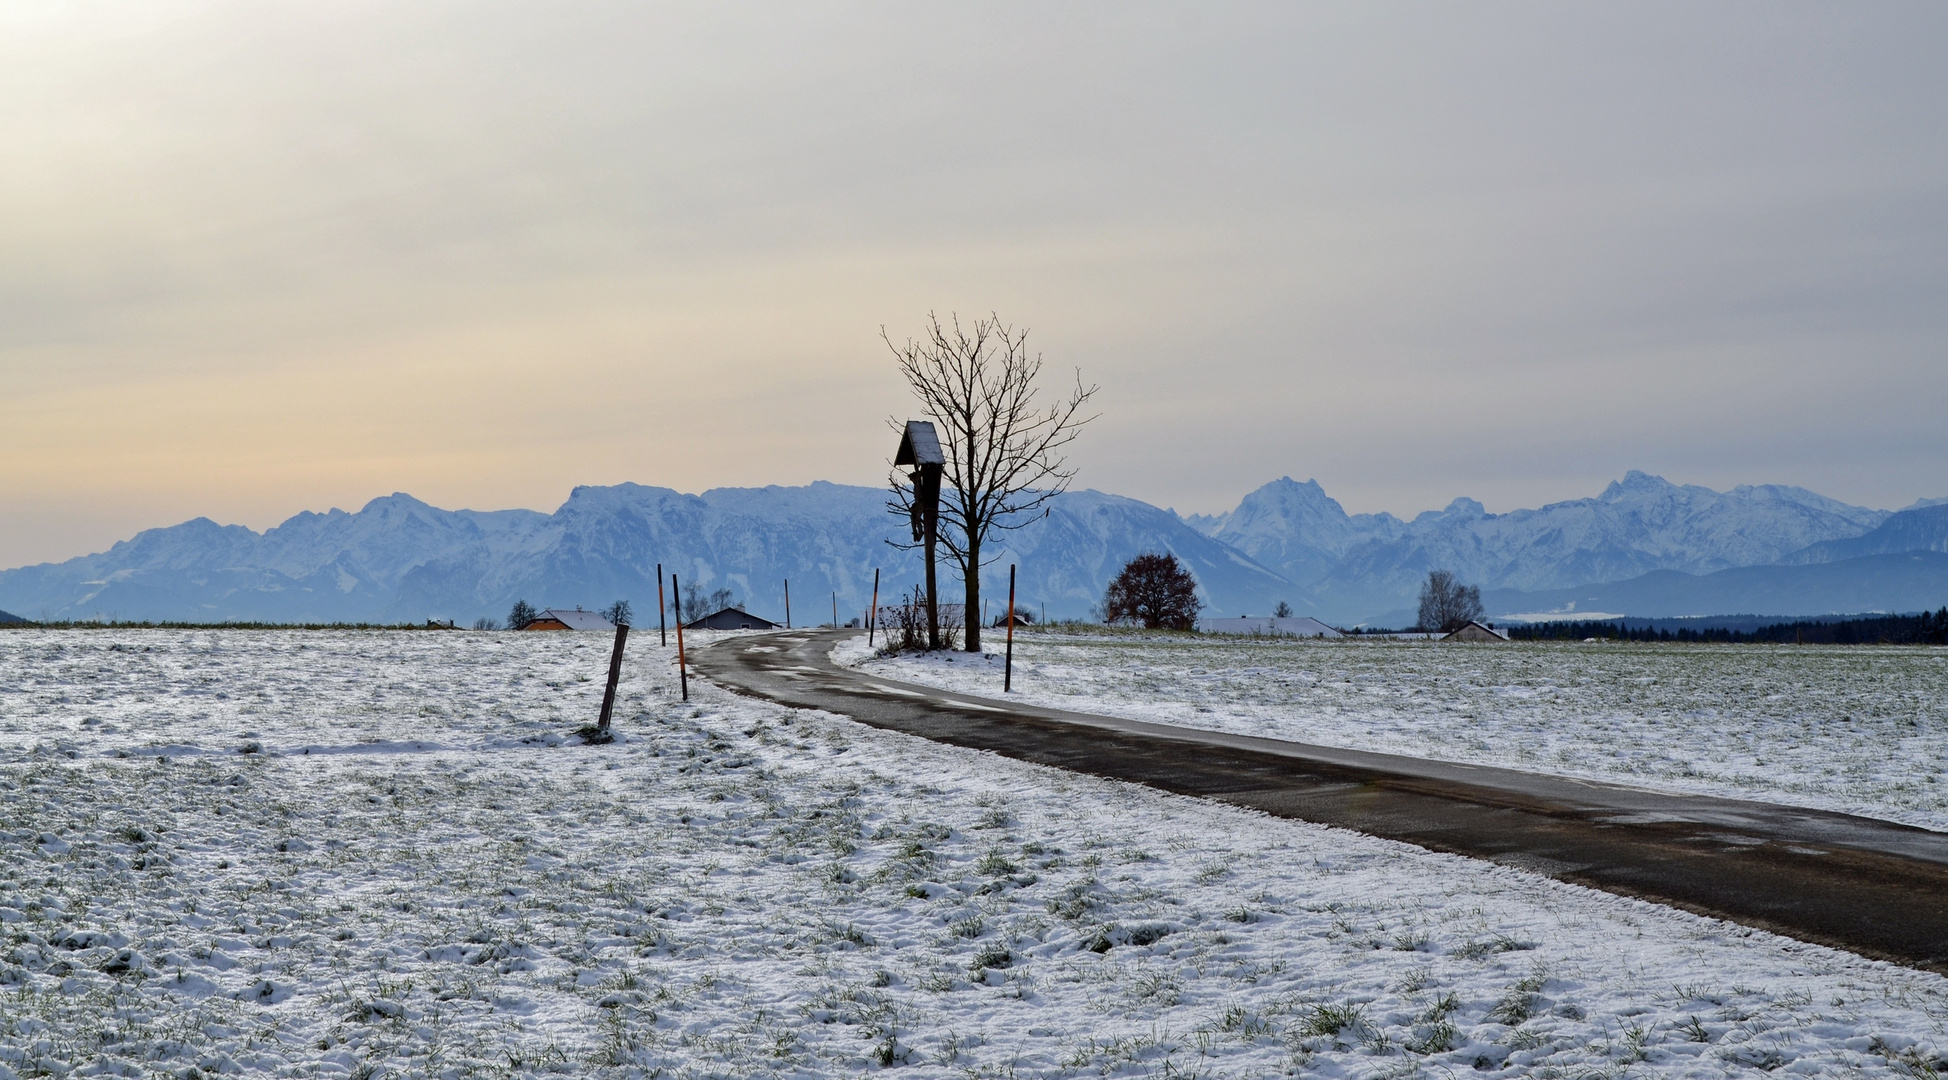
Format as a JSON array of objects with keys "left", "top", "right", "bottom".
[{"left": 1507, "top": 609, "right": 1948, "bottom": 645}]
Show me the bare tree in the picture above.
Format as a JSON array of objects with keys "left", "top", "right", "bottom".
[
  {"left": 1103, "top": 553, "right": 1202, "bottom": 630},
  {"left": 680, "top": 587, "right": 734, "bottom": 624},
  {"left": 507, "top": 599, "right": 537, "bottom": 631},
  {"left": 1417, "top": 570, "right": 1484, "bottom": 633},
  {"left": 602, "top": 599, "right": 633, "bottom": 627},
  {"left": 886, "top": 312, "right": 1098, "bottom": 651}
]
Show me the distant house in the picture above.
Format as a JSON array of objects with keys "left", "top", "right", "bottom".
[
  {"left": 684, "top": 607, "right": 780, "bottom": 631},
  {"left": 1441, "top": 621, "right": 1510, "bottom": 642},
  {"left": 1198, "top": 616, "right": 1344, "bottom": 639},
  {"left": 523, "top": 608, "right": 617, "bottom": 631}
]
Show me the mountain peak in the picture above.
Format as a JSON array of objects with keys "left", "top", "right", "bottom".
[
  {"left": 358, "top": 492, "right": 436, "bottom": 515},
  {"left": 1601, "top": 471, "right": 1677, "bottom": 499}
]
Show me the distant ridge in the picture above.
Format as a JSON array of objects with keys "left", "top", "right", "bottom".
[
  {"left": 0, "top": 608, "right": 24, "bottom": 625},
  {"left": 1474, "top": 552, "right": 1948, "bottom": 624},
  {"left": 3, "top": 473, "right": 1944, "bottom": 625}
]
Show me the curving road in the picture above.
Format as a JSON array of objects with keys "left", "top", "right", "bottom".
[{"left": 692, "top": 629, "right": 1948, "bottom": 972}]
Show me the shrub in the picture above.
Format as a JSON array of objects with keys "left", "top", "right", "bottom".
[{"left": 507, "top": 600, "right": 537, "bottom": 631}]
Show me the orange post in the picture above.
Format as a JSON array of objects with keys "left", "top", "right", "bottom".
[{"left": 673, "top": 575, "right": 688, "bottom": 701}]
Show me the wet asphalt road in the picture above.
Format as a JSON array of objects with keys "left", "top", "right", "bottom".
[{"left": 690, "top": 629, "right": 1948, "bottom": 972}]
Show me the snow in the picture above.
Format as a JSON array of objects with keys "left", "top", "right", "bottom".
[
  {"left": 0, "top": 628, "right": 1943, "bottom": 1077},
  {"left": 844, "top": 630, "right": 1948, "bottom": 833}
]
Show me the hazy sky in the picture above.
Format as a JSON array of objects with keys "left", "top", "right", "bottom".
[{"left": 4, "top": 1, "right": 1946, "bottom": 567}]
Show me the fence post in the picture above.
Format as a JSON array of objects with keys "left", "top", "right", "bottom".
[
  {"left": 597, "top": 623, "right": 629, "bottom": 732},
  {"left": 784, "top": 579, "right": 791, "bottom": 629},
  {"left": 656, "top": 564, "right": 667, "bottom": 647},
  {"left": 1005, "top": 564, "right": 1017, "bottom": 693},
  {"left": 673, "top": 576, "right": 688, "bottom": 702}
]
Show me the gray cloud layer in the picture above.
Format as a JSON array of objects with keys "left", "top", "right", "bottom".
[{"left": 2, "top": 1, "right": 1944, "bottom": 566}]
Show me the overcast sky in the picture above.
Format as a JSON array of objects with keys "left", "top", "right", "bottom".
[{"left": 4, "top": 1, "right": 1945, "bottom": 567}]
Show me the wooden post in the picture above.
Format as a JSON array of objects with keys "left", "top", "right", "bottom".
[
  {"left": 784, "top": 579, "right": 791, "bottom": 629},
  {"left": 920, "top": 466, "right": 940, "bottom": 649},
  {"left": 867, "top": 568, "right": 880, "bottom": 647},
  {"left": 656, "top": 563, "right": 667, "bottom": 647},
  {"left": 597, "top": 623, "right": 629, "bottom": 732},
  {"left": 1005, "top": 564, "right": 1017, "bottom": 693},
  {"left": 673, "top": 576, "right": 688, "bottom": 702}
]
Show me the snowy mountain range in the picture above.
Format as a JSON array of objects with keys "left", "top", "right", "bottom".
[
  {"left": 0, "top": 483, "right": 1285, "bottom": 626},
  {"left": 1190, "top": 471, "right": 1907, "bottom": 621},
  {"left": 3, "top": 472, "right": 1945, "bottom": 626}
]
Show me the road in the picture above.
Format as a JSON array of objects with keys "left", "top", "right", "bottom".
[{"left": 690, "top": 629, "right": 1948, "bottom": 972}]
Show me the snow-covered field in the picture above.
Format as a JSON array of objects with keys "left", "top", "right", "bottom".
[
  {"left": 1, "top": 628, "right": 1945, "bottom": 1078},
  {"left": 845, "top": 630, "right": 1948, "bottom": 832}
]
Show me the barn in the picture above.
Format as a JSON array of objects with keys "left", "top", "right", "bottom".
[
  {"left": 684, "top": 607, "right": 780, "bottom": 631},
  {"left": 523, "top": 608, "right": 617, "bottom": 631}
]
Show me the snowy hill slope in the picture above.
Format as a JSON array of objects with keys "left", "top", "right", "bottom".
[
  {"left": 0, "top": 484, "right": 1295, "bottom": 624},
  {"left": 1783, "top": 503, "right": 1948, "bottom": 564}
]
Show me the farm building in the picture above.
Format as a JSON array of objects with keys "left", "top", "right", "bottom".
[
  {"left": 523, "top": 608, "right": 617, "bottom": 631},
  {"left": 1198, "top": 616, "right": 1344, "bottom": 638},
  {"left": 1442, "top": 621, "right": 1510, "bottom": 642},
  {"left": 684, "top": 607, "right": 780, "bottom": 631}
]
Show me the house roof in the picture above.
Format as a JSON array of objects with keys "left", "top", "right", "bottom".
[
  {"left": 895, "top": 420, "right": 945, "bottom": 468},
  {"left": 1197, "top": 616, "right": 1344, "bottom": 638},
  {"left": 532, "top": 608, "right": 616, "bottom": 631},
  {"left": 1441, "top": 621, "right": 1509, "bottom": 642},
  {"left": 683, "top": 607, "right": 780, "bottom": 631}
]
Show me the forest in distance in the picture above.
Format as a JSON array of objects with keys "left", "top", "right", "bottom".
[{"left": 1501, "top": 609, "right": 1948, "bottom": 645}]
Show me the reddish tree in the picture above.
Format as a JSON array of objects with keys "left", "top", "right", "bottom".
[{"left": 1102, "top": 553, "right": 1202, "bottom": 630}]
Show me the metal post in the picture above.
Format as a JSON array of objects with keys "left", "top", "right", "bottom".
[
  {"left": 867, "top": 568, "right": 880, "bottom": 647},
  {"left": 656, "top": 564, "right": 667, "bottom": 647},
  {"left": 832, "top": 592, "right": 838, "bottom": 629},
  {"left": 597, "top": 623, "right": 629, "bottom": 732},
  {"left": 673, "top": 576, "right": 688, "bottom": 702},
  {"left": 784, "top": 579, "right": 791, "bottom": 629},
  {"left": 1005, "top": 564, "right": 1016, "bottom": 693}
]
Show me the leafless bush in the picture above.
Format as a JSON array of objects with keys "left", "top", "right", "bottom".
[{"left": 880, "top": 587, "right": 962, "bottom": 653}]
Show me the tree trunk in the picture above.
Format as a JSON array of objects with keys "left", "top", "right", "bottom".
[{"left": 963, "top": 535, "right": 981, "bottom": 652}]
